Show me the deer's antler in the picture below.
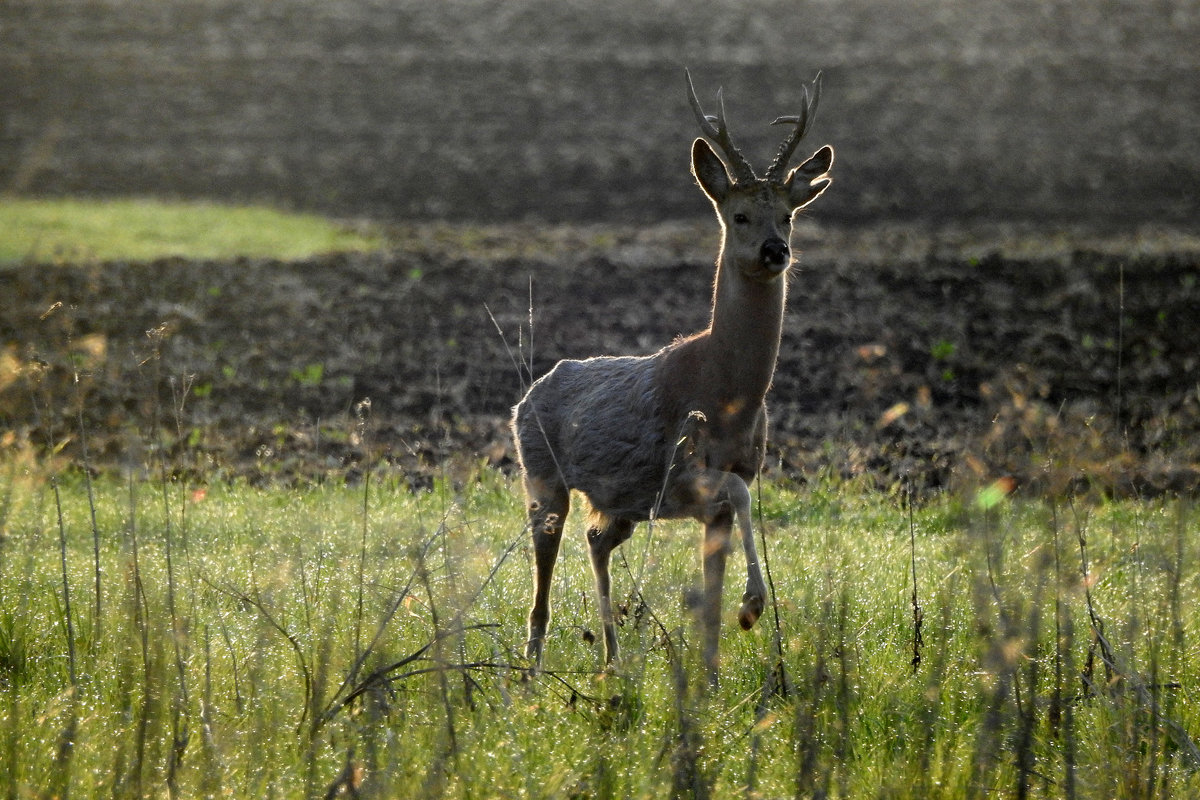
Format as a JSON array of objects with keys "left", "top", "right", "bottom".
[
  {"left": 685, "top": 69, "right": 758, "bottom": 184},
  {"left": 764, "top": 71, "right": 823, "bottom": 184}
]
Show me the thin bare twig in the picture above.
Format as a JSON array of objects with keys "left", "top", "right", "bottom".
[{"left": 908, "top": 484, "right": 924, "bottom": 673}]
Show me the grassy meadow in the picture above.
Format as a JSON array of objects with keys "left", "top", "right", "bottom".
[{"left": 1, "top": 455, "right": 1198, "bottom": 798}]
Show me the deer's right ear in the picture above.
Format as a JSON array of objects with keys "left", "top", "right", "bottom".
[{"left": 691, "top": 138, "right": 732, "bottom": 203}]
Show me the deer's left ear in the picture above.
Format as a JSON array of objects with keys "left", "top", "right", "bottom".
[{"left": 785, "top": 145, "right": 834, "bottom": 210}]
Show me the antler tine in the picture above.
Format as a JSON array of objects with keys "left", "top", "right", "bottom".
[
  {"left": 685, "top": 68, "right": 758, "bottom": 183},
  {"left": 764, "top": 71, "right": 823, "bottom": 183}
]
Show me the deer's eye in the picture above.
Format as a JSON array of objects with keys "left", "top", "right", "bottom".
[{"left": 733, "top": 213, "right": 749, "bottom": 225}]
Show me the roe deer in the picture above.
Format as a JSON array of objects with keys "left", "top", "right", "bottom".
[{"left": 512, "top": 70, "right": 834, "bottom": 683}]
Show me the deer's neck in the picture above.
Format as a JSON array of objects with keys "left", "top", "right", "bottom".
[{"left": 703, "top": 257, "right": 787, "bottom": 404}]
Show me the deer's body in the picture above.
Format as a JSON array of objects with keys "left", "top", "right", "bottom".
[{"left": 513, "top": 71, "right": 833, "bottom": 683}]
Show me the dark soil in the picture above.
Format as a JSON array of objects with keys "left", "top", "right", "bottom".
[{"left": 4, "top": 223, "right": 1198, "bottom": 497}]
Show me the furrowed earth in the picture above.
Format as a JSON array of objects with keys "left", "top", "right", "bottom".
[{"left": 3, "top": 222, "right": 1199, "bottom": 498}]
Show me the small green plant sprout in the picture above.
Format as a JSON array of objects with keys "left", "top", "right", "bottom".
[
  {"left": 931, "top": 339, "right": 956, "bottom": 381},
  {"left": 290, "top": 363, "right": 325, "bottom": 387},
  {"left": 930, "top": 338, "right": 956, "bottom": 361}
]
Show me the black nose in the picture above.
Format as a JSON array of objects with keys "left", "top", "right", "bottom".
[{"left": 761, "top": 238, "right": 790, "bottom": 269}]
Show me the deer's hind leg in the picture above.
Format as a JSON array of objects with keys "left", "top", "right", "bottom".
[
  {"left": 586, "top": 514, "right": 635, "bottom": 665},
  {"left": 524, "top": 475, "right": 570, "bottom": 667}
]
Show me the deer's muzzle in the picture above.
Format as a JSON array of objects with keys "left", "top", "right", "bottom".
[{"left": 760, "top": 238, "right": 790, "bottom": 271}]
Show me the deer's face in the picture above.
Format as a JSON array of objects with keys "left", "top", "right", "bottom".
[
  {"left": 691, "top": 138, "right": 834, "bottom": 281},
  {"left": 717, "top": 185, "right": 796, "bottom": 278}
]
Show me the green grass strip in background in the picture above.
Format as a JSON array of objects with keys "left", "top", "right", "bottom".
[{"left": 0, "top": 197, "right": 381, "bottom": 263}]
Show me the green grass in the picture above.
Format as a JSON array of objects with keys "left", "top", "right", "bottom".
[
  {"left": 0, "top": 197, "right": 381, "bottom": 263},
  {"left": 1, "top": 455, "right": 1198, "bottom": 799}
]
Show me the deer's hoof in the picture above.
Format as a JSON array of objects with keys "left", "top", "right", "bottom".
[
  {"left": 738, "top": 593, "right": 764, "bottom": 630},
  {"left": 525, "top": 635, "right": 545, "bottom": 668}
]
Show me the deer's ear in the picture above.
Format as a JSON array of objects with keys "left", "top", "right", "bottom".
[
  {"left": 691, "top": 138, "right": 732, "bottom": 203},
  {"left": 785, "top": 145, "right": 834, "bottom": 210}
]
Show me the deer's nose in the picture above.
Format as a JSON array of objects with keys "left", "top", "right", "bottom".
[{"left": 760, "top": 238, "right": 790, "bottom": 270}]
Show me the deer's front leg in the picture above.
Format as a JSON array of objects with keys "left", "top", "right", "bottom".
[
  {"left": 586, "top": 516, "right": 635, "bottom": 665},
  {"left": 725, "top": 475, "right": 767, "bottom": 630}
]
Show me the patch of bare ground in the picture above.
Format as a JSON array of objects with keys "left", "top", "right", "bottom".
[{"left": 3, "top": 222, "right": 1198, "bottom": 497}]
